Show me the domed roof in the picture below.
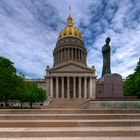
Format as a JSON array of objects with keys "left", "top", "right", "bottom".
[{"left": 58, "top": 15, "right": 82, "bottom": 41}]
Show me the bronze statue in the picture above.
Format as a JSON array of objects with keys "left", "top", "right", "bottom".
[{"left": 102, "top": 37, "right": 111, "bottom": 77}]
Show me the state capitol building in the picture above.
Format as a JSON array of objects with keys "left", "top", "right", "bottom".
[{"left": 45, "top": 14, "right": 96, "bottom": 99}]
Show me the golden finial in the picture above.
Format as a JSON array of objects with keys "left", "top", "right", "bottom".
[{"left": 67, "top": 6, "right": 73, "bottom": 26}]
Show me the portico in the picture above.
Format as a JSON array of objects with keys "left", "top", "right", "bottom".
[{"left": 49, "top": 76, "right": 95, "bottom": 98}]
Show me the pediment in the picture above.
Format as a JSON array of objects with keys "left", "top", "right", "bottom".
[
  {"left": 49, "top": 62, "right": 95, "bottom": 73},
  {"left": 54, "top": 64, "right": 89, "bottom": 72}
]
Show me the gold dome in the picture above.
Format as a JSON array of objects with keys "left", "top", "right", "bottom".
[{"left": 58, "top": 15, "right": 82, "bottom": 40}]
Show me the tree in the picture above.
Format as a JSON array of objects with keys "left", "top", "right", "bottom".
[
  {"left": 0, "top": 56, "right": 47, "bottom": 108},
  {"left": 24, "top": 82, "right": 47, "bottom": 108},
  {"left": 123, "top": 58, "right": 140, "bottom": 98},
  {"left": 0, "top": 56, "right": 17, "bottom": 106},
  {"left": 0, "top": 56, "right": 16, "bottom": 74},
  {"left": 11, "top": 80, "right": 47, "bottom": 108},
  {"left": 135, "top": 59, "right": 140, "bottom": 72},
  {"left": 11, "top": 77, "right": 27, "bottom": 108}
]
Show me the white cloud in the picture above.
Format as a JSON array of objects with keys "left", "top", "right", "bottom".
[{"left": 0, "top": 0, "right": 139, "bottom": 79}]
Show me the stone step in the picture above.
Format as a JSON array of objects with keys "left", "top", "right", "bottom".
[
  {"left": 0, "top": 127, "right": 140, "bottom": 137},
  {"left": 1, "top": 109, "right": 140, "bottom": 114},
  {"left": 48, "top": 100, "right": 88, "bottom": 108},
  {"left": 0, "top": 119, "right": 140, "bottom": 127},
  {"left": 1, "top": 138, "right": 140, "bottom": 140},
  {"left": 0, "top": 108, "right": 140, "bottom": 139},
  {"left": 0, "top": 114, "right": 140, "bottom": 120}
]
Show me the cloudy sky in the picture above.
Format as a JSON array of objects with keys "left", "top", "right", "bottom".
[{"left": 0, "top": 0, "right": 140, "bottom": 79}]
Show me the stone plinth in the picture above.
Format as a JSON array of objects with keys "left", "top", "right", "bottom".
[{"left": 96, "top": 73, "right": 123, "bottom": 98}]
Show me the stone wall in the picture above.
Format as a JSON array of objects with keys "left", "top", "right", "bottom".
[{"left": 81, "top": 100, "right": 140, "bottom": 109}]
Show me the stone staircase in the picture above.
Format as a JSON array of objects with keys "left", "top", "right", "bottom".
[
  {"left": 0, "top": 108, "right": 140, "bottom": 139},
  {"left": 46, "top": 98, "right": 90, "bottom": 108}
]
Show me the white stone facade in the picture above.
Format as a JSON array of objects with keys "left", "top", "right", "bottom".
[{"left": 46, "top": 61, "right": 96, "bottom": 99}]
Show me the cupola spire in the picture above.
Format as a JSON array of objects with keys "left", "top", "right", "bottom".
[{"left": 67, "top": 6, "right": 73, "bottom": 27}]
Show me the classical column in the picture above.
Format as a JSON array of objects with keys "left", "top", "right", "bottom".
[
  {"left": 76, "top": 49, "right": 78, "bottom": 60},
  {"left": 78, "top": 50, "right": 80, "bottom": 60},
  {"left": 81, "top": 51, "right": 82, "bottom": 61},
  {"left": 57, "top": 52, "right": 59, "bottom": 62},
  {"left": 57, "top": 52, "right": 58, "bottom": 61},
  {"left": 73, "top": 77, "right": 76, "bottom": 98},
  {"left": 63, "top": 49, "right": 64, "bottom": 60},
  {"left": 92, "top": 78, "right": 96, "bottom": 99},
  {"left": 54, "top": 53, "right": 55, "bottom": 64},
  {"left": 61, "top": 49, "right": 64, "bottom": 60},
  {"left": 50, "top": 77, "right": 53, "bottom": 98},
  {"left": 55, "top": 52, "right": 56, "bottom": 62},
  {"left": 62, "top": 49, "right": 64, "bottom": 60},
  {"left": 61, "top": 77, "right": 64, "bottom": 98},
  {"left": 78, "top": 77, "right": 81, "bottom": 98},
  {"left": 70, "top": 48, "right": 72, "bottom": 59},
  {"left": 80, "top": 50, "right": 81, "bottom": 60},
  {"left": 72, "top": 48, "right": 73, "bottom": 59},
  {"left": 65, "top": 48, "right": 66, "bottom": 59},
  {"left": 56, "top": 77, "right": 59, "bottom": 98},
  {"left": 67, "top": 77, "right": 70, "bottom": 98},
  {"left": 82, "top": 52, "right": 84, "bottom": 62},
  {"left": 74, "top": 48, "right": 75, "bottom": 59},
  {"left": 84, "top": 54, "right": 86, "bottom": 64},
  {"left": 84, "top": 77, "right": 87, "bottom": 98},
  {"left": 59, "top": 51, "right": 60, "bottom": 61},
  {"left": 90, "top": 77, "right": 93, "bottom": 98},
  {"left": 75, "top": 48, "right": 77, "bottom": 60},
  {"left": 61, "top": 49, "right": 62, "bottom": 60},
  {"left": 68, "top": 48, "right": 70, "bottom": 59}
]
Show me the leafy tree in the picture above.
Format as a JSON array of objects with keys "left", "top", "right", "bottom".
[
  {"left": 11, "top": 77, "right": 27, "bottom": 108},
  {"left": 24, "top": 82, "right": 47, "bottom": 108},
  {"left": 0, "top": 56, "right": 17, "bottom": 105},
  {"left": 12, "top": 80, "right": 46, "bottom": 108},
  {"left": 123, "top": 59, "right": 140, "bottom": 98},
  {"left": 0, "top": 56, "right": 16, "bottom": 74},
  {"left": 0, "top": 56, "right": 47, "bottom": 108}
]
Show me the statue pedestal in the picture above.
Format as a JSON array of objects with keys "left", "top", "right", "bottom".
[{"left": 96, "top": 73, "right": 123, "bottom": 98}]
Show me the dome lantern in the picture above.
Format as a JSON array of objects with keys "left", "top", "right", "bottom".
[
  {"left": 58, "top": 13, "right": 82, "bottom": 41},
  {"left": 67, "top": 15, "right": 73, "bottom": 27}
]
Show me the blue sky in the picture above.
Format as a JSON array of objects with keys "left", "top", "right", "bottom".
[{"left": 0, "top": 0, "right": 140, "bottom": 79}]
